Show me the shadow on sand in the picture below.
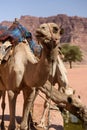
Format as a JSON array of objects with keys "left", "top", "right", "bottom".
[{"left": 0, "top": 115, "right": 64, "bottom": 130}]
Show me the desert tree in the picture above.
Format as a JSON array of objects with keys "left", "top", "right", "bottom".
[{"left": 61, "top": 43, "right": 83, "bottom": 68}]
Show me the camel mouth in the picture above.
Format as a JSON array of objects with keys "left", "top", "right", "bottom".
[
  {"left": 35, "top": 31, "right": 58, "bottom": 48},
  {"left": 35, "top": 30, "right": 51, "bottom": 44},
  {"left": 35, "top": 30, "right": 45, "bottom": 39}
]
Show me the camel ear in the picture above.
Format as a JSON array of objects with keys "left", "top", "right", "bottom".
[
  {"left": 59, "top": 24, "right": 64, "bottom": 35},
  {"left": 60, "top": 28, "right": 64, "bottom": 35}
]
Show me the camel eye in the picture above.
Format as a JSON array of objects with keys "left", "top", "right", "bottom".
[
  {"left": 41, "top": 26, "right": 45, "bottom": 30},
  {"left": 53, "top": 27, "right": 58, "bottom": 33}
]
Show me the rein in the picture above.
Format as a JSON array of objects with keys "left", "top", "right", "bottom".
[{"left": 47, "top": 23, "right": 55, "bottom": 43}]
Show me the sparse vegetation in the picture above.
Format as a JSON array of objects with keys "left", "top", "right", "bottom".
[{"left": 61, "top": 43, "right": 83, "bottom": 68}]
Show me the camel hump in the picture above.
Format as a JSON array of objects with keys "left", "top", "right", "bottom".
[
  {"left": 15, "top": 40, "right": 39, "bottom": 64},
  {"left": 0, "top": 40, "right": 38, "bottom": 64},
  {"left": 23, "top": 40, "right": 39, "bottom": 64}
]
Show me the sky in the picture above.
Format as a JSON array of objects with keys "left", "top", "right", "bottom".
[{"left": 0, "top": 0, "right": 87, "bottom": 22}]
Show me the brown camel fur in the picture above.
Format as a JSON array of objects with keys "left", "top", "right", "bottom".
[{"left": 0, "top": 23, "right": 61, "bottom": 130}]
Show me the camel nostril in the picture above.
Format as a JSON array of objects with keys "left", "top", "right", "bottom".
[
  {"left": 67, "top": 96, "right": 72, "bottom": 104},
  {"left": 52, "top": 38, "right": 58, "bottom": 43}
]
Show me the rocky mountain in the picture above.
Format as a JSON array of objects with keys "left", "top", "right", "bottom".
[{"left": 0, "top": 14, "right": 87, "bottom": 63}]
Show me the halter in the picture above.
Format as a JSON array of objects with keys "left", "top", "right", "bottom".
[{"left": 47, "top": 23, "right": 57, "bottom": 46}]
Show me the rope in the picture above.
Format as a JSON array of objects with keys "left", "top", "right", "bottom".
[
  {"left": 38, "top": 93, "right": 59, "bottom": 111},
  {"left": 47, "top": 23, "right": 55, "bottom": 42},
  {"left": 47, "top": 60, "right": 54, "bottom": 130}
]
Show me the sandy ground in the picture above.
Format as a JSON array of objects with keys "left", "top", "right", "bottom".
[{"left": 0, "top": 64, "right": 87, "bottom": 130}]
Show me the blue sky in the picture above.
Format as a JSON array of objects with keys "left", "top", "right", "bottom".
[{"left": 0, "top": 0, "right": 87, "bottom": 22}]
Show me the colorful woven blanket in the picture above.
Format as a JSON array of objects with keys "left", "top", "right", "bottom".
[
  {"left": 0, "top": 23, "right": 31, "bottom": 43},
  {"left": 0, "top": 23, "right": 42, "bottom": 57}
]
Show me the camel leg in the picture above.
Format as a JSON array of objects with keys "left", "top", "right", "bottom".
[
  {"left": 6, "top": 58, "right": 25, "bottom": 130},
  {"left": 31, "top": 89, "right": 39, "bottom": 118},
  {"left": 20, "top": 87, "right": 35, "bottom": 130},
  {"left": 1, "top": 91, "right": 6, "bottom": 130},
  {"left": 38, "top": 97, "right": 49, "bottom": 129},
  {"left": 37, "top": 57, "right": 69, "bottom": 128},
  {"left": 8, "top": 90, "right": 18, "bottom": 130}
]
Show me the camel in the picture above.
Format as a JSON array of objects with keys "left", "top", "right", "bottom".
[
  {"left": 18, "top": 23, "right": 65, "bottom": 130},
  {"left": 19, "top": 23, "right": 74, "bottom": 130},
  {"left": 0, "top": 22, "right": 62, "bottom": 130}
]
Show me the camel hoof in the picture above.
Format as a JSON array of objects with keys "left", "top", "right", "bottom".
[
  {"left": 20, "top": 123, "right": 28, "bottom": 130},
  {"left": 8, "top": 125, "right": 16, "bottom": 130},
  {"left": 37, "top": 122, "right": 47, "bottom": 129}
]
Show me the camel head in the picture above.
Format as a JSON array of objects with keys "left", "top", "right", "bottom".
[{"left": 35, "top": 23, "right": 63, "bottom": 49}]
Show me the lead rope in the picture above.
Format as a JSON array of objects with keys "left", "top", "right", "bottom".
[
  {"left": 47, "top": 60, "right": 54, "bottom": 130},
  {"left": 47, "top": 23, "right": 55, "bottom": 130}
]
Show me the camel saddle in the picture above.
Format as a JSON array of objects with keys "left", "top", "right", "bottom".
[
  {"left": 0, "top": 23, "right": 42, "bottom": 64},
  {"left": 0, "top": 23, "right": 30, "bottom": 63},
  {"left": 0, "top": 41, "right": 12, "bottom": 64}
]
